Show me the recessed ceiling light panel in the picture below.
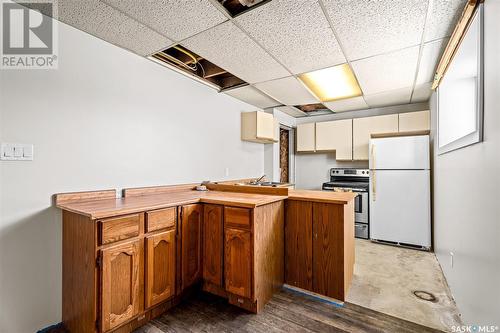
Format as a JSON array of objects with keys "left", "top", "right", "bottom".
[{"left": 298, "top": 64, "right": 362, "bottom": 102}]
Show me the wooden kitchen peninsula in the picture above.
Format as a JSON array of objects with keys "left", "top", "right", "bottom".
[{"left": 56, "top": 184, "right": 356, "bottom": 333}]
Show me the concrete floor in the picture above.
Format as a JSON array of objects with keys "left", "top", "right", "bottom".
[{"left": 347, "top": 240, "right": 462, "bottom": 332}]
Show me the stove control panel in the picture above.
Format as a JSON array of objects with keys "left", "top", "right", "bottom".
[{"left": 330, "top": 168, "right": 369, "bottom": 177}]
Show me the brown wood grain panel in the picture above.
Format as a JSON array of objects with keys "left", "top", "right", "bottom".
[
  {"left": 146, "top": 207, "right": 176, "bottom": 233},
  {"left": 203, "top": 204, "right": 224, "bottom": 287},
  {"left": 99, "top": 214, "right": 141, "bottom": 245},
  {"left": 205, "top": 183, "right": 289, "bottom": 196},
  {"left": 145, "top": 230, "right": 176, "bottom": 309},
  {"left": 284, "top": 200, "right": 313, "bottom": 291},
  {"left": 225, "top": 228, "right": 252, "bottom": 299},
  {"left": 181, "top": 204, "right": 203, "bottom": 291},
  {"left": 224, "top": 206, "right": 251, "bottom": 228},
  {"left": 55, "top": 189, "right": 116, "bottom": 205},
  {"left": 101, "top": 239, "right": 143, "bottom": 332},
  {"left": 62, "top": 211, "right": 97, "bottom": 333},
  {"left": 343, "top": 200, "right": 355, "bottom": 298},
  {"left": 288, "top": 189, "right": 357, "bottom": 205},
  {"left": 312, "top": 202, "right": 345, "bottom": 301},
  {"left": 254, "top": 201, "right": 285, "bottom": 312},
  {"left": 57, "top": 190, "right": 289, "bottom": 219}
]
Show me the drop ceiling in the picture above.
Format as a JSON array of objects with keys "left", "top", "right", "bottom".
[{"left": 23, "top": 0, "right": 466, "bottom": 117}]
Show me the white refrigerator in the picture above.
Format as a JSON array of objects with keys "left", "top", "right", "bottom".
[{"left": 369, "top": 134, "right": 431, "bottom": 249}]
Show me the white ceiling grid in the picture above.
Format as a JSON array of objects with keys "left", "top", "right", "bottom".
[{"left": 26, "top": 0, "right": 466, "bottom": 116}]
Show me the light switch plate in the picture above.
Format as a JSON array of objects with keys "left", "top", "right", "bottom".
[{"left": 1, "top": 143, "right": 34, "bottom": 161}]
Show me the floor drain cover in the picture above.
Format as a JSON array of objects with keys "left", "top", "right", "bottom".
[{"left": 413, "top": 290, "right": 437, "bottom": 302}]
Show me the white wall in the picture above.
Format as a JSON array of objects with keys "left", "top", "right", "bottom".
[
  {"left": 0, "top": 19, "right": 263, "bottom": 333},
  {"left": 294, "top": 104, "right": 429, "bottom": 189},
  {"left": 431, "top": 1, "right": 500, "bottom": 326}
]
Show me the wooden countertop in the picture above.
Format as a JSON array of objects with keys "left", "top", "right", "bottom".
[
  {"left": 288, "top": 189, "right": 357, "bottom": 204},
  {"left": 57, "top": 190, "right": 287, "bottom": 219},
  {"left": 57, "top": 188, "right": 357, "bottom": 220}
]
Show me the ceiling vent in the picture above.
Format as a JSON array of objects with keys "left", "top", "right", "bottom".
[
  {"left": 218, "top": 0, "right": 270, "bottom": 17},
  {"left": 294, "top": 103, "right": 333, "bottom": 116},
  {"left": 151, "top": 45, "right": 246, "bottom": 90}
]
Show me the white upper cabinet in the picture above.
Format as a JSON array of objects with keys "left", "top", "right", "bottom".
[
  {"left": 353, "top": 114, "right": 399, "bottom": 160},
  {"left": 296, "top": 123, "right": 316, "bottom": 152},
  {"left": 398, "top": 110, "right": 430, "bottom": 132},
  {"left": 241, "top": 111, "right": 275, "bottom": 143},
  {"left": 315, "top": 119, "right": 353, "bottom": 160}
]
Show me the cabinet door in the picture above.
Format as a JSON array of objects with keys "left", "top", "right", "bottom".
[
  {"left": 312, "top": 203, "right": 345, "bottom": 300},
  {"left": 296, "top": 123, "right": 316, "bottom": 152},
  {"left": 203, "top": 204, "right": 224, "bottom": 286},
  {"left": 181, "top": 204, "right": 202, "bottom": 290},
  {"left": 285, "top": 200, "right": 313, "bottom": 291},
  {"left": 101, "top": 239, "right": 142, "bottom": 332},
  {"left": 353, "top": 114, "right": 398, "bottom": 160},
  {"left": 399, "top": 110, "right": 430, "bottom": 132},
  {"left": 145, "top": 230, "right": 175, "bottom": 308},
  {"left": 225, "top": 228, "right": 252, "bottom": 298},
  {"left": 315, "top": 119, "right": 353, "bottom": 160}
]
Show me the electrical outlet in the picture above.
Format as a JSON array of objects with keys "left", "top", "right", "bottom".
[
  {"left": 450, "top": 252, "right": 454, "bottom": 268},
  {"left": 225, "top": 168, "right": 229, "bottom": 177},
  {"left": 1, "top": 143, "right": 34, "bottom": 161}
]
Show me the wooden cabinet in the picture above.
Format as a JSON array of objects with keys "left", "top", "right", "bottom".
[
  {"left": 241, "top": 111, "right": 276, "bottom": 143},
  {"left": 145, "top": 230, "right": 175, "bottom": 308},
  {"left": 100, "top": 239, "right": 143, "bottom": 332},
  {"left": 225, "top": 228, "right": 252, "bottom": 298},
  {"left": 315, "top": 119, "right": 353, "bottom": 160},
  {"left": 203, "top": 204, "right": 223, "bottom": 287},
  {"left": 180, "top": 204, "right": 202, "bottom": 290},
  {"left": 296, "top": 123, "right": 316, "bottom": 152},
  {"left": 285, "top": 200, "right": 354, "bottom": 301},
  {"left": 353, "top": 114, "right": 398, "bottom": 160},
  {"left": 284, "top": 200, "right": 313, "bottom": 290},
  {"left": 312, "top": 203, "right": 346, "bottom": 300},
  {"left": 399, "top": 110, "right": 430, "bottom": 132}
]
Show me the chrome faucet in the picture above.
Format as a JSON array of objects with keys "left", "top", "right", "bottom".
[{"left": 251, "top": 175, "right": 266, "bottom": 184}]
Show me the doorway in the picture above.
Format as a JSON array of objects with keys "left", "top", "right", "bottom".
[{"left": 279, "top": 128, "right": 290, "bottom": 183}]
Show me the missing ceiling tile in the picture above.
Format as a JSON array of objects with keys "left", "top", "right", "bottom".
[
  {"left": 151, "top": 45, "right": 246, "bottom": 90},
  {"left": 218, "top": 0, "right": 271, "bottom": 18},
  {"left": 294, "top": 103, "right": 334, "bottom": 116}
]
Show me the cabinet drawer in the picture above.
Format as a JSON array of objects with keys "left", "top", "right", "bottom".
[
  {"left": 224, "top": 207, "right": 251, "bottom": 228},
  {"left": 99, "top": 214, "right": 141, "bottom": 245},
  {"left": 146, "top": 207, "right": 176, "bottom": 232}
]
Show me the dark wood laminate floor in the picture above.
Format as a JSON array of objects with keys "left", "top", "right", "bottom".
[{"left": 134, "top": 289, "right": 443, "bottom": 333}]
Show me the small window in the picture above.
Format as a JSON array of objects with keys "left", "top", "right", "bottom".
[{"left": 437, "top": 4, "right": 483, "bottom": 154}]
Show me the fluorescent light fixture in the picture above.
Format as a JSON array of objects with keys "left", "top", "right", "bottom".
[{"left": 298, "top": 64, "right": 362, "bottom": 102}]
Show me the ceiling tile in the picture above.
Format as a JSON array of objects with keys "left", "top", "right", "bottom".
[
  {"left": 411, "top": 83, "right": 433, "bottom": 103},
  {"left": 416, "top": 38, "right": 448, "bottom": 85},
  {"left": 223, "top": 85, "right": 281, "bottom": 109},
  {"left": 254, "top": 76, "right": 319, "bottom": 105},
  {"left": 322, "top": 0, "right": 428, "bottom": 60},
  {"left": 234, "top": 0, "right": 345, "bottom": 74},
  {"left": 324, "top": 96, "right": 368, "bottom": 112},
  {"left": 351, "top": 46, "right": 420, "bottom": 95},
  {"left": 274, "top": 106, "right": 308, "bottom": 118},
  {"left": 364, "top": 87, "right": 412, "bottom": 108},
  {"left": 424, "top": 0, "right": 465, "bottom": 42},
  {"left": 58, "top": 1, "right": 172, "bottom": 56},
  {"left": 182, "top": 21, "right": 289, "bottom": 84},
  {"left": 102, "top": 0, "right": 227, "bottom": 41}
]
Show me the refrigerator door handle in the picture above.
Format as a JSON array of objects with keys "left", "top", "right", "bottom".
[{"left": 371, "top": 144, "right": 376, "bottom": 201}]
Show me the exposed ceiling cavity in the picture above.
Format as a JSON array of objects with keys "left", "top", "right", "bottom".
[{"left": 17, "top": 0, "right": 466, "bottom": 117}]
